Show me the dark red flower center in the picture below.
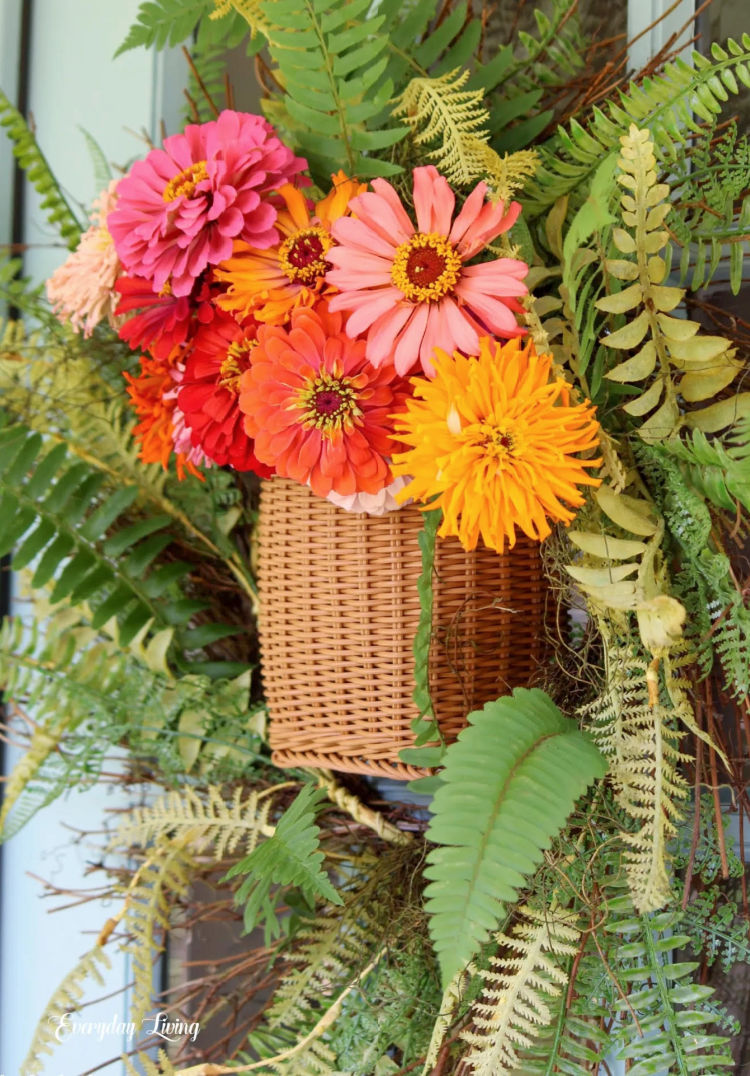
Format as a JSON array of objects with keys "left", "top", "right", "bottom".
[
  {"left": 405, "top": 247, "right": 446, "bottom": 286},
  {"left": 279, "top": 226, "right": 332, "bottom": 285},
  {"left": 297, "top": 371, "right": 363, "bottom": 437},
  {"left": 391, "top": 232, "right": 462, "bottom": 302},
  {"left": 314, "top": 389, "right": 344, "bottom": 415}
]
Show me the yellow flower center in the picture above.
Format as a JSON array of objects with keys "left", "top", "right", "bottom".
[
  {"left": 279, "top": 226, "right": 332, "bottom": 285},
  {"left": 391, "top": 233, "right": 462, "bottom": 302},
  {"left": 163, "top": 160, "right": 209, "bottom": 203},
  {"left": 296, "top": 371, "right": 362, "bottom": 436},
  {"left": 219, "top": 339, "right": 256, "bottom": 393}
]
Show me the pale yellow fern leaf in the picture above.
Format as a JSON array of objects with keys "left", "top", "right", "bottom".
[
  {"left": 462, "top": 905, "right": 581, "bottom": 1076},
  {"left": 113, "top": 784, "right": 275, "bottom": 859},
  {"left": 394, "top": 69, "right": 490, "bottom": 187},
  {"left": 22, "top": 946, "right": 111, "bottom": 1075}
]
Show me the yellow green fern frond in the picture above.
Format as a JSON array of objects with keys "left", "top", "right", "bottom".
[
  {"left": 580, "top": 617, "right": 690, "bottom": 913},
  {"left": 123, "top": 1050, "right": 177, "bottom": 1076},
  {"left": 394, "top": 69, "right": 490, "bottom": 188},
  {"left": 22, "top": 946, "right": 111, "bottom": 1075},
  {"left": 461, "top": 904, "right": 581, "bottom": 1076},
  {"left": 120, "top": 842, "right": 196, "bottom": 1025},
  {"left": 210, "top": 0, "right": 280, "bottom": 45},
  {"left": 113, "top": 784, "right": 276, "bottom": 858},
  {"left": 597, "top": 125, "right": 743, "bottom": 440}
]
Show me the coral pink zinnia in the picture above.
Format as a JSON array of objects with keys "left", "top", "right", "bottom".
[
  {"left": 108, "top": 110, "right": 307, "bottom": 298},
  {"left": 238, "top": 304, "right": 406, "bottom": 498},
  {"left": 325, "top": 165, "right": 529, "bottom": 377}
]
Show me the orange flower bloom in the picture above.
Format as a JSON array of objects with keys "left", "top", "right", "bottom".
[
  {"left": 391, "top": 338, "right": 602, "bottom": 553},
  {"left": 238, "top": 303, "right": 407, "bottom": 498},
  {"left": 124, "top": 353, "right": 202, "bottom": 480},
  {"left": 214, "top": 171, "right": 366, "bottom": 325}
]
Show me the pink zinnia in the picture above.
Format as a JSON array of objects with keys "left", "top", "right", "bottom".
[
  {"left": 326, "top": 165, "right": 529, "bottom": 377},
  {"left": 46, "top": 179, "right": 122, "bottom": 336},
  {"left": 108, "top": 110, "right": 307, "bottom": 298}
]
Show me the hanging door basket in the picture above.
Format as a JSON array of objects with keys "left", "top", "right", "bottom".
[{"left": 257, "top": 478, "right": 547, "bottom": 779}]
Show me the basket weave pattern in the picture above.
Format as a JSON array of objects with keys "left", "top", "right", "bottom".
[{"left": 258, "top": 478, "right": 547, "bottom": 779}]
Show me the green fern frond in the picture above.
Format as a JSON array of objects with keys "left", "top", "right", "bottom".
[
  {"left": 22, "top": 946, "right": 111, "bottom": 1075},
  {"left": 225, "top": 783, "right": 342, "bottom": 936},
  {"left": 669, "top": 119, "right": 750, "bottom": 294},
  {"left": 637, "top": 442, "right": 750, "bottom": 696},
  {"left": 607, "top": 900, "right": 735, "bottom": 1074},
  {"left": 424, "top": 688, "right": 606, "bottom": 986},
  {"left": 115, "top": 0, "right": 212, "bottom": 56},
  {"left": 0, "top": 423, "right": 200, "bottom": 648},
  {"left": 651, "top": 423, "right": 750, "bottom": 517},
  {"left": 0, "top": 594, "right": 258, "bottom": 837},
  {"left": 258, "top": 0, "right": 407, "bottom": 184},
  {"left": 461, "top": 904, "right": 581, "bottom": 1076},
  {"left": 0, "top": 89, "right": 81, "bottom": 247},
  {"left": 524, "top": 37, "right": 750, "bottom": 218},
  {"left": 114, "top": 784, "right": 275, "bottom": 857}
]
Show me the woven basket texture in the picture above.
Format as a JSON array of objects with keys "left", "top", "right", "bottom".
[{"left": 258, "top": 478, "right": 547, "bottom": 779}]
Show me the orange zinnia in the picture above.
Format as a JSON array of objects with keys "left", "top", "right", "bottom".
[
  {"left": 124, "top": 352, "right": 201, "bottom": 480},
  {"left": 214, "top": 171, "right": 366, "bottom": 325},
  {"left": 238, "top": 303, "right": 407, "bottom": 499},
  {"left": 391, "top": 338, "right": 602, "bottom": 553}
]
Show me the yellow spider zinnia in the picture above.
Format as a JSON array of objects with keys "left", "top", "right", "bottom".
[{"left": 391, "top": 337, "right": 602, "bottom": 553}]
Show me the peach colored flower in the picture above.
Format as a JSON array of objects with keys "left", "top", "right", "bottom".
[
  {"left": 46, "top": 179, "right": 122, "bottom": 336},
  {"left": 325, "top": 166, "right": 528, "bottom": 377},
  {"left": 326, "top": 475, "right": 411, "bottom": 515}
]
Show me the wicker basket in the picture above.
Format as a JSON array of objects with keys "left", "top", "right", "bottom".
[{"left": 257, "top": 478, "right": 547, "bottom": 779}]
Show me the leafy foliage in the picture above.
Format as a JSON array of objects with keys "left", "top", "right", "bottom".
[
  {"left": 394, "top": 69, "right": 490, "bottom": 188},
  {"left": 579, "top": 616, "right": 692, "bottom": 912},
  {"left": 606, "top": 899, "right": 735, "bottom": 1075},
  {"left": 669, "top": 119, "right": 750, "bottom": 294},
  {"left": 22, "top": 946, "right": 111, "bottom": 1075},
  {"left": 0, "top": 423, "right": 199, "bottom": 646},
  {"left": 461, "top": 903, "right": 581, "bottom": 1076},
  {"left": 225, "top": 783, "right": 342, "bottom": 937},
  {"left": 115, "top": 0, "right": 213, "bottom": 56},
  {"left": 113, "top": 784, "right": 275, "bottom": 857},
  {"left": 258, "top": 0, "right": 407, "bottom": 184},
  {"left": 638, "top": 442, "right": 750, "bottom": 696},
  {"left": 424, "top": 688, "right": 606, "bottom": 986},
  {"left": 121, "top": 842, "right": 196, "bottom": 1025},
  {"left": 0, "top": 594, "right": 260, "bottom": 838},
  {"left": 524, "top": 37, "right": 750, "bottom": 217},
  {"left": 651, "top": 420, "right": 750, "bottom": 518},
  {"left": 0, "top": 88, "right": 81, "bottom": 247},
  {"left": 597, "top": 125, "right": 739, "bottom": 442}
]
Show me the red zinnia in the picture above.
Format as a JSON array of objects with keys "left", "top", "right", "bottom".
[
  {"left": 238, "top": 304, "right": 407, "bottom": 498},
  {"left": 178, "top": 311, "right": 272, "bottom": 474}
]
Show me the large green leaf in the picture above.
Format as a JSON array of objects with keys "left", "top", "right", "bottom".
[{"left": 424, "top": 688, "right": 607, "bottom": 986}]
